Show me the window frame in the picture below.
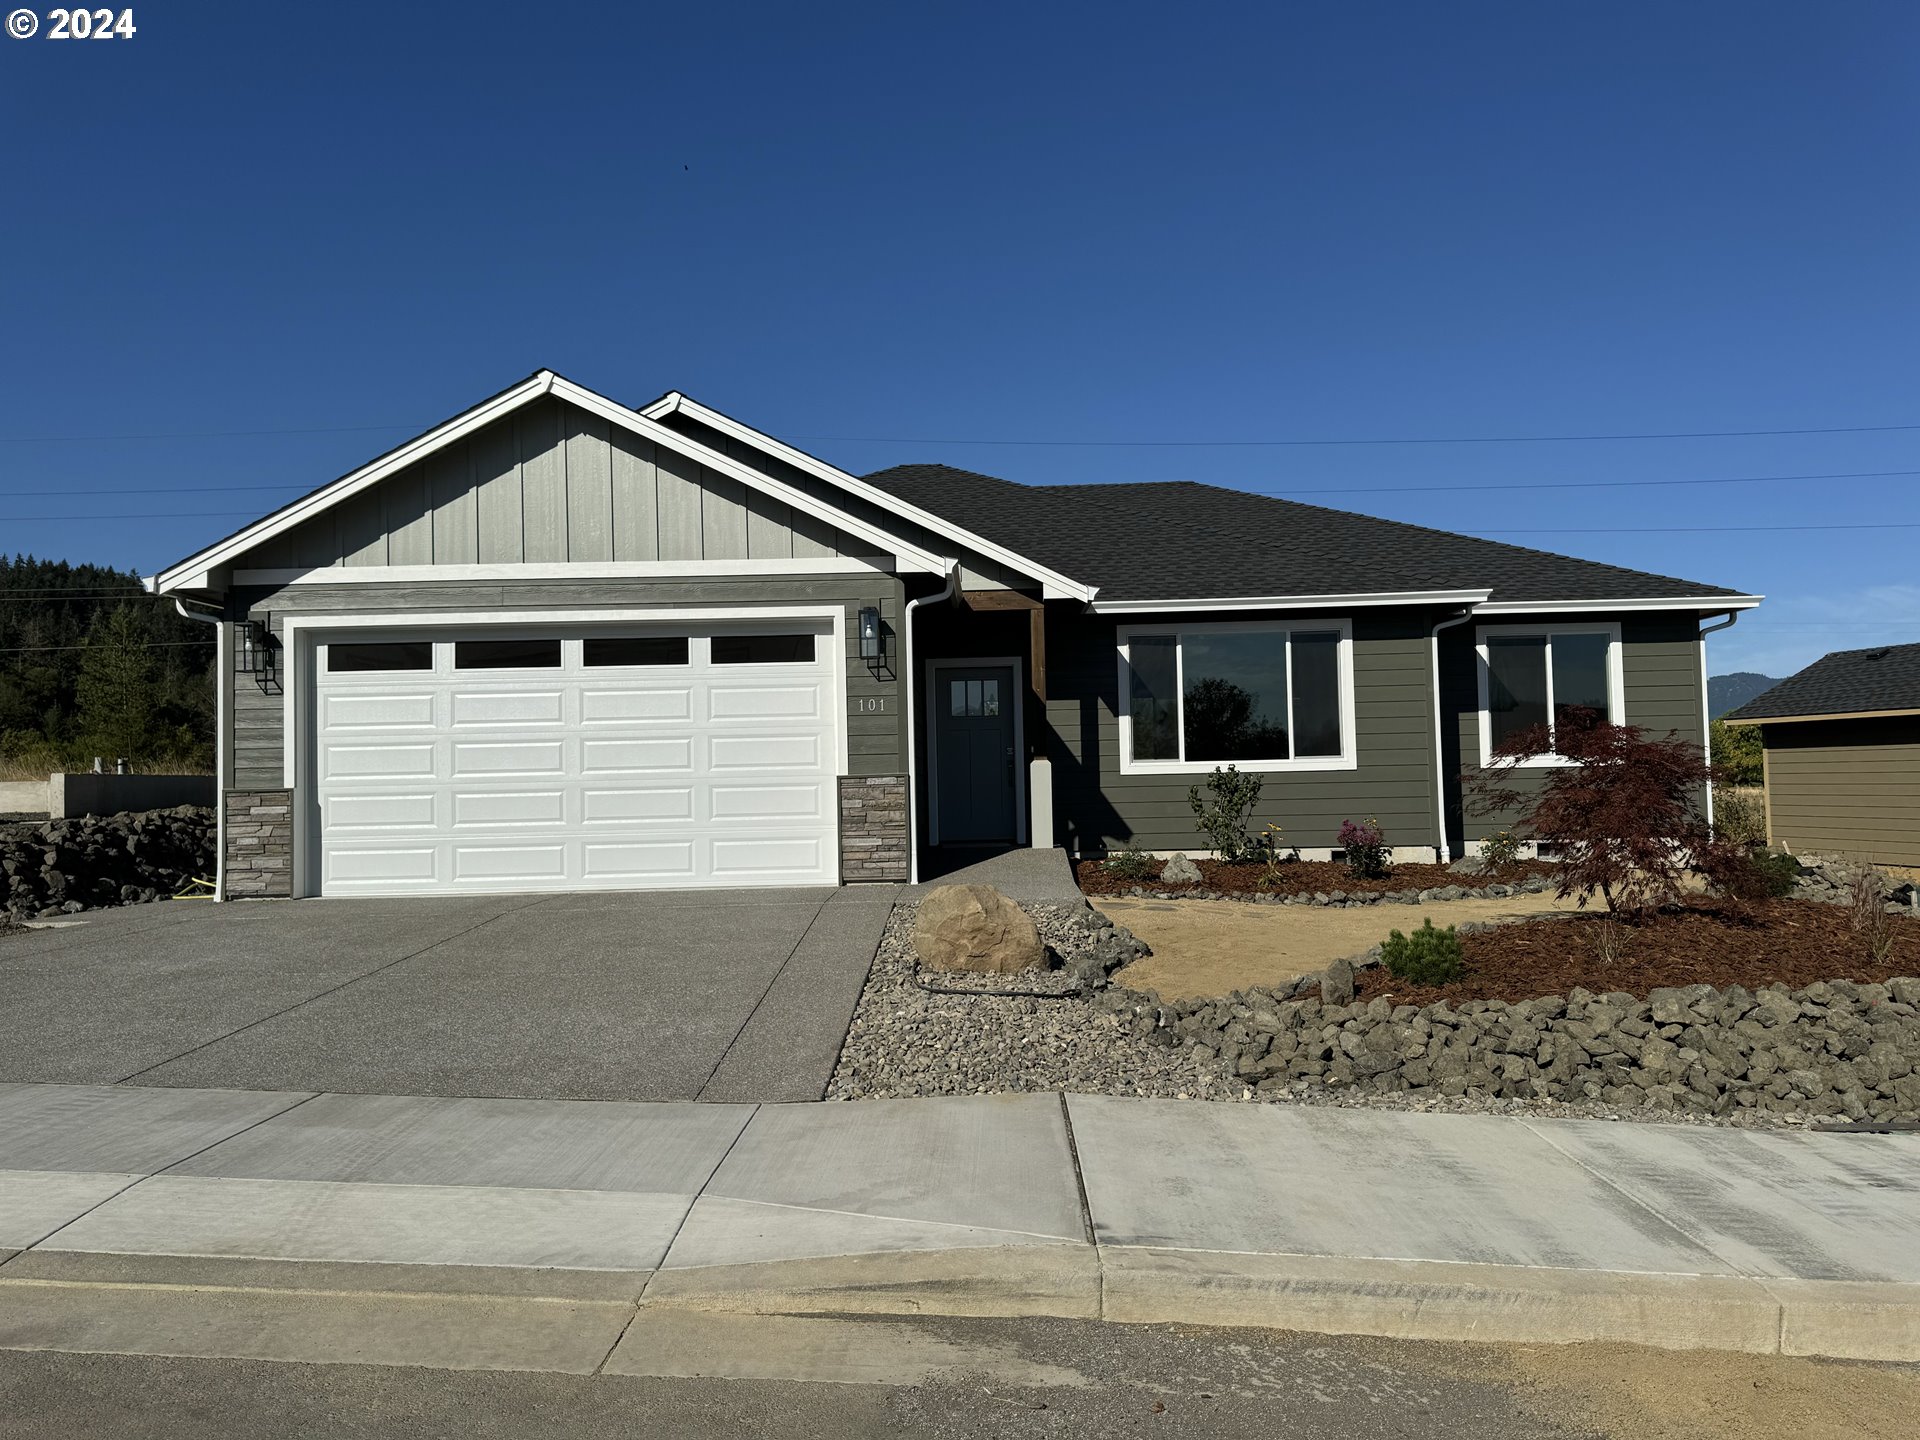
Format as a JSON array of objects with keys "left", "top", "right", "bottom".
[
  {"left": 1475, "top": 621, "right": 1624, "bottom": 769},
  {"left": 1115, "top": 618, "right": 1358, "bottom": 775}
]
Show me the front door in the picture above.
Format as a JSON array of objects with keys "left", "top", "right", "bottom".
[{"left": 932, "top": 664, "right": 1017, "bottom": 843}]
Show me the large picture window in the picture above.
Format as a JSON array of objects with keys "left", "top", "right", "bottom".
[
  {"left": 1477, "top": 624, "right": 1621, "bottom": 765},
  {"left": 1118, "top": 622, "right": 1355, "bottom": 773}
]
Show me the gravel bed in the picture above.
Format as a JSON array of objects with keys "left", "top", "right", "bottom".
[{"left": 827, "top": 900, "right": 1233, "bottom": 1101}]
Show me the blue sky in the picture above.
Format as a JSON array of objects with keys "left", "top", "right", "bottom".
[{"left": 2, "top": 1, "right": 1915, "bottom": 677}]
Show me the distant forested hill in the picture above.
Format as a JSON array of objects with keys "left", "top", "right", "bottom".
[
  {"left": 1709, "top": 672, "right": 1782, "bottom": 719},
  {"left": 0, "top": 556, "right": 214, "bottom": 775}
]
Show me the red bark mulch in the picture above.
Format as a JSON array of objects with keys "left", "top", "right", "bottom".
[
  {"left": 1353, "top": 899, "right": 1920, "bottom": 1007},
  {"left": 1072, "top": 855, "right": 1557, "bottom": 899}
]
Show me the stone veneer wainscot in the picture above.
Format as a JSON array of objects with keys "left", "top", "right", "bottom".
[
  {"left": 839, "top": 775, "right": 908, "bottom": 883},
  {"left": 223, "top": 789, "right": 293, "bottom": 898}
]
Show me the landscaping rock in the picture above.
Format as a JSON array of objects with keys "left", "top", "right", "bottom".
[
  {"left": 912, "top": 884, "right": 1045, "bottom": 974},
  {"left": 1159, "top": 853, "right": 1203, "bottom": 886},
  {"left": 1321, "top": 956, "right": 1356, "bottom": 1005},
  {"left": 2, "top": 807, "right": 213, "bottom": 921}
]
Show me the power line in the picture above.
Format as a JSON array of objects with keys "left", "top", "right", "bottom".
[
  {"left": 1478, "top": 522, "right": 1919, "bottom": 535},
  {"left": 0, "top": 640, "right": 212, "bottom": 654},
  {"left": 798, "top": 421, "right": 1920, "bottom": 448},
  {"left": 0, "top": 423, "right": 414, "bottom": 445}
]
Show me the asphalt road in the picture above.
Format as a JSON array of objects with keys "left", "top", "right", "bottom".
[{"left": 2, "top": 1315, "right": 1914, "bottom": 1440}]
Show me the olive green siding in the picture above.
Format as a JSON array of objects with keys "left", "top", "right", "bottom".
[
  {"left": 1761, "top": 716, "right": 1920, "bottom": 867},
  {"left": 1042, "top": 607, "right": 1438, "bottom": 856},
  {"left": 1441, "top": 612, "right": 1708, "bottom": 843},
  {"left": 237, "top": 398, "right": 874, "bottom": 571},
  {"left": 225, "top": 575, "right": 906, "bottom": 790}
]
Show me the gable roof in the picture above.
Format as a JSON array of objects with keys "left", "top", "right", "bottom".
[
  {"left": 147, "top": 372, "right": 955, "bottom": 593},
  {"left": 1724, "top": 640, "right": 1920, "bottom": 723},
  {"left": 861, "top": 463, "right": 1758, "bottom": 611}
]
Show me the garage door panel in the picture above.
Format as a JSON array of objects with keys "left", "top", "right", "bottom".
[
  {"left": 316, "top": 621, "right": 840, "bottom": 895},
  {"left": 328, "top": 847, "right": 439, "bottom": 886},
  {"left": 451, "top": 690, "right": 565, "bottom": 727},
  {"left": 710, "top": 734, "right": 822, "bottom": 771},
  {"left": 451, "top": 844, "right": 569, "bottom": 883},
  {"left": 451, "top": 740, "right": 567, "bottom": 777},
  {"left": 707, "top": 684, "right": 822, "bottom": 721},
  {"left": 327, "top": 793, "right": 436, "bottom": 831},
  {"left": 324, "top": 742, "right": 437, "bottom": 781},
  {"left": 582, "top": 737, "right": 694, "bottom": 774},
  {"left": 323, "top": 693, "right": 435, "bottom": 730},
  {"left": 582, "top": 840, "right": 698, "bottom": 880},
  {"left": 709, "top": 782, "right": 827, "bottom": 822},
  {"left": 582, "top": 787, "right": 696, "bottom": 824},
  {"left": 452, "top": 790, "right": 568, "bottom": 828},
  {"left": 581, "top": 688, "right": 692, "bottom": 724}
]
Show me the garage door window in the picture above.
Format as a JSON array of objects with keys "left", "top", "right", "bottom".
[
  {"left": 712, "top": 633, "right": 815, "bottom": 665},
  {"left": 454, "top": 638, "right": 562, "bottom": 670},
  {"left": 583, "top": 636, "right": 689, "bottom": 667},
  {"left": 327, "top": 641, "right": 432, "bottom": 673}
]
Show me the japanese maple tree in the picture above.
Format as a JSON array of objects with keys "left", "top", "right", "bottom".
[{"left": 1463, "top": 710, "right": 1721, "bottom": 920}]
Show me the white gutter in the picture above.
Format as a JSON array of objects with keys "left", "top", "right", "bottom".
[
  {"left": 903, "top": 567, "right": 959, "bottom": 884},
  {"left": 1429, "top": 606, "right": 1481, "bottom": 863},
  {"left": 173, "top": 598, "right": 227, "bottom": 902},
  {"left": 1698, "top": 610, "right": 1742, "bottom": 830}
]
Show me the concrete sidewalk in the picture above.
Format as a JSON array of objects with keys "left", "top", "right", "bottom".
[{"left": 0, "top": 1083, "right": 1916, "bottom": 1372}]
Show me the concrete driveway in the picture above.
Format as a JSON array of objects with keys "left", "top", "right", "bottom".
[{"left": 0, "top": 889, "right": 892, "bottom": 1102}]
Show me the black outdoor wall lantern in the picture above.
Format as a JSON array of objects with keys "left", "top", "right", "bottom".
[
  {"left": 238, "top": 619, "right": 277, "bottom": 688},
  {"left": 858, "top": 606, "right": 884, "bottom": 670}
]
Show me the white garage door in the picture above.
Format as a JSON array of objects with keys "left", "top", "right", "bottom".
[{"left": 313, "top": 621, "right": 839, "bottom": 895}]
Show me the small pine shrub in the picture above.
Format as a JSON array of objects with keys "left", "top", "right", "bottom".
[
  {"left": 1338, "top": 817, "right": 1389, "bottom": 879},
  {"left": 1700, "top": 845, "right": 1799, "bottom": 903},
  {"left": 1380, "top": 919, "right": 1465, "bottom": 986},
  {"left": 1102, "top": 848, "right": 1157, "bottom": 881}
]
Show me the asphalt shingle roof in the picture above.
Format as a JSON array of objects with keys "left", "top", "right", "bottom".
[
  {"left": 861, "top": 463, "right": 1749, "bottom": 606},
  {"left": 1724, "top": 641, "right": 1920, "bottom": 721}
]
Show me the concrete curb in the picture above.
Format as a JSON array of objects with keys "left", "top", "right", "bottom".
[{"left": 8, "top": 1245, "right": 1916, "bottom": 1366}]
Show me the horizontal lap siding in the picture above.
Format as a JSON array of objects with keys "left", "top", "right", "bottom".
[
  {"left": 226, "top": 576, "right": 904, "bottom": 788},
  {"left": 1447, "top": 613, "right": 1708, "bottom": 843},
  {"left": 1045, "top": 609, "right": 1436, "bottom": 855},
  {"left": 1764, "top": 718, "right": 1920, "bottom": 866}
]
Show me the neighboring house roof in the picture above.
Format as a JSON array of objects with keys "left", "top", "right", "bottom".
[
  {"left": 861, "top": 463, "right": 1754, "bottom": 609},
  {"left": 1724, "top": 640, "right": 1920, "bottom": 723}
]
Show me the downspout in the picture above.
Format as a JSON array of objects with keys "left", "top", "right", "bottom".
[
  {"left": 173, "top": 597, "right": 227, "bottom": 902},
  {"left": 1429, "top": 607, "right": 1480, "bottom": 864},
  {"left": 903, "top": 565, "right": 959, "bottom": 884},
  {"left": 1698, "top": 610, "right": 1741, "bottom": 830}
]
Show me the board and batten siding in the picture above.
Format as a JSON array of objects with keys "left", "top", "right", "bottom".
[
  {"left": 226, "top": 575, "right": 906, "bottom": 790},
  {"left": 1762, "top": 716, "right": 1920, "bottom": 868},
  {"left": 238, "top": 398, "right": 878, "bottom": 572},
  {"left": 1043, "top": 608, "right": 1438, "bottom": 855},
  {"left": 1441, "top": 612, "right": 1709, "bottom": 844}
]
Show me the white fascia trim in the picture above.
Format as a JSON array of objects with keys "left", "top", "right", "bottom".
[
  {"left": 234, "top": 558, "right": 892, "bottom": 587},
  {"left": 644, "top": 393, "right": 1099, "bottom": 604},
  {"left": 1476, "top": 596, "right": 1764, "bottom": 614},
  {"left": 278, "top": 603, "right": 850, "bottom": 898},
  {"left": 153, "top": 373, "right": 952, "bottom": 594},
  {"left": 1094, "top": 589, "right": 1490, "bottom": 615},
  {"left": 1475, "top": 620, "right": 1625, "bottom": 770},
  {"left": 1114, "top": 617, "right": 1360, "bottom": 775}
]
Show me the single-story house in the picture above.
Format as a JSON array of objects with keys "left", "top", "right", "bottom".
[
  {"left": 1723, "top": 640, "right": 1920, "bottom": 867},
  {"left": 146, "top": 370, "right": 1761, "bottom": 899}
]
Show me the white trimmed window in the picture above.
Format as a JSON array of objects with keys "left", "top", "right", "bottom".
[
  {"left": 1476, "top": 622, "right": 1623, "bottom": 767},
  {"left": 1116, "top": 620, "right": 1356, "bottom": 774}
]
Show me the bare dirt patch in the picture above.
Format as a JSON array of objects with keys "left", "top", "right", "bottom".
[
  {"left": 1096, "top": 892, "right": 1584, "bottom": 1000},
  {"left": 1074, "top": 856, "right": 1557, "bottom": 899},
  {"left": 1349, "top": 898, "right": 1920, "bottom": 1006}
]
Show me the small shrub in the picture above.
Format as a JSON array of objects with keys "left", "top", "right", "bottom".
[
  {"left": 1380, "top": 918, "right": 1464, "bottom": 986},
  {"left": 1337, "top": 817, "right": 1389, "bottom": 879},
  {"left": 1188, "top": 765, "right": 1264, "bottom": 863},
  {"left": 1479, "top": 829, "right": 1523, "bottom": 871},
  {"left": 1254, "top": 822, "right": 1300, "bottom": 891},
  {"left": 1101, "top": 848, "right": 1157, "bottom": 881},
  {"left": 1714, "top": 787, "right": 1767, "bottom": 847},
  {"left": 1590, "top": 916, "right": 1630, "bottom": 966},
  {"left": 1701, "top": 845, "right": 1798, "bottom": 903}
]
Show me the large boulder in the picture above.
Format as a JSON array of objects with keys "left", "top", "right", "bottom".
[
  {"left": 913, "top": 884, "right": 1044, "bottom": 974},
  {"left": 1160, "top": 853, "right": 1202, "bottom": 885}
]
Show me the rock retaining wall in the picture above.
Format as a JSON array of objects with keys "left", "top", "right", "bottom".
[
  {"left": 1098, "top": 976, "right": 1920, "bottom": 1121},
  {"left": 1, "top": 807, "right": 215, "bottom": 919}
]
